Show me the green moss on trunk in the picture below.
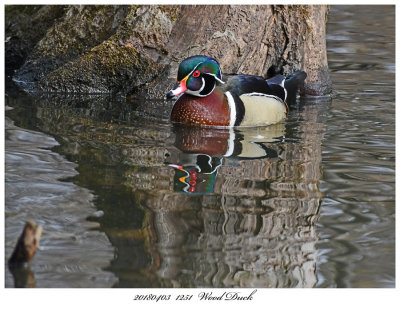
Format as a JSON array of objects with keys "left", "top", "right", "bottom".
[{"left": 39, "top": 41, "right": 161, "bottom": 94}]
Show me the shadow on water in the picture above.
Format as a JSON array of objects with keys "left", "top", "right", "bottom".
[
  {"left": 8, "top": 266, "right": 36, "bottom": 288},
  {"left": 5, "top": 84, "right": 327, "bottom": 288}
]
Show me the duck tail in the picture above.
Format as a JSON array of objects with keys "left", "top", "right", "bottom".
[{"left": 284, "top": 71, "right": 307, "bottom": 106}]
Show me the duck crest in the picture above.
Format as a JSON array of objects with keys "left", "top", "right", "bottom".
[{"left": 178, "top": 55, "right": 222, "bottom": 81}]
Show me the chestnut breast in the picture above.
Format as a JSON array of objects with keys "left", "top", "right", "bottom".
[{"left": 170, "top": 90, "right": 230, "bottom": 126}]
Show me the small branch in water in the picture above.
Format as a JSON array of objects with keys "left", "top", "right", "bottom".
[{"left": 8, "top": 221, "right": 43, "bottom": 266}]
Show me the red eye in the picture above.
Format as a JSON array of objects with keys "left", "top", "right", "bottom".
[{"left": 192, "top": 70, "right": 200, "bottom": 77}]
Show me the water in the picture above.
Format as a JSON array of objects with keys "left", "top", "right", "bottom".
[
  {"left": 4, "top": 5, "right": 395, "bottom": 288},
  {"left": 318, "top": 5, "right": 395, "bottom": 288}
]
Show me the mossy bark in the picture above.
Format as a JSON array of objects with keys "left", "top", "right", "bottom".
[
  {"left": 5, "top": 5, "right": 66, "bottom": 74},
  {"left": 6, "top": 5, "right": 331, "bottom": 97}
]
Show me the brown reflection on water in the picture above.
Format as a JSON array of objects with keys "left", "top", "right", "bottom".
[
  {"left": 8, "top": 266, "right": 36, "bottom": 288},
  {"left": 120, "top": 105, "right": 324, "bottom": 288},
  {"left": 6, "top": 90, "right": 324, "bottom": 288}
]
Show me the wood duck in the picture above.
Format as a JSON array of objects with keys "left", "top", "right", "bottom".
[{"left": 166, "top": 55, "right": 307, "bottom": 127}]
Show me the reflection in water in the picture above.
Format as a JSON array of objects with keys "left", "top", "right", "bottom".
[
  {"left": 153, "top": 121, "right": 323, "bottom": 287},
  {"left": 5, "top": 89, "right": 324, "bottom": 288},
  {"left": 168, "top": 125, "right": 284, "bottom": 194},
  {"left": 319, "top": 5, "right": 395, "bottom": 288},
  {"left": 4, "top": 5, "right": 395, "bottom": 288},
  {"left": 127, "top": 102, "right": 324, "bottom": 288},
  {"left": 8, "top": 266, "right": 36, "bottom": 288},
  {"left": 5, "top": 111, "right": 117, "bottom": 288}
]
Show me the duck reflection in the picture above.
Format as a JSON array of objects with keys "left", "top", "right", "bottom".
[
  {"left": 169, "top": 156, "right": 221, "bottom": 194},
  {"left": 8, "top": 90, "right": 324, "bottom": 288},
  {"left": 173, "top": 123, "right": 285, "bottom": 158},
  {"left": 168, "top": 124, "right": 285, "bottom": 194},
  {"left": 141, "top": 114, "right": 323, "bottom": 288}
]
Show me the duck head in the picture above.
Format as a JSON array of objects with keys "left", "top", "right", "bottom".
[{"left": 166, "top": 55, "right": 224, "bottom": 99}]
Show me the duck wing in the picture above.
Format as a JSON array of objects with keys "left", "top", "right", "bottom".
[{"left": 225, "top": 74, "right": 286, "bottom": 102}]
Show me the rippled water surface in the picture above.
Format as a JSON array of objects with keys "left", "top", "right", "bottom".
[{"left": 4, "top": 5, "right": 395, "bottom": 288}]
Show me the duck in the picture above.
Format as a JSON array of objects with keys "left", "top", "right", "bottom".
[{"left": 166, "top": 55, "right": 307, "bottom": 127}]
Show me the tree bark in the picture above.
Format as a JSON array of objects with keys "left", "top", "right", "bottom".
[{"left": 7, "top": 5, "right": 331, "bottom": 97}]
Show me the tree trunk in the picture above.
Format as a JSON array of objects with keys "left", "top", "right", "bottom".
[{"left": 7, "top": 5, "right": 331, "bottom": 97}]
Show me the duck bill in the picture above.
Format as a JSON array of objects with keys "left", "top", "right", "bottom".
[{"left": 166, "top": 76, "right": 188, "bottom": 99}]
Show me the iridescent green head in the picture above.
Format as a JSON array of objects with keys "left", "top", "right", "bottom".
[{"left": 167, "top": 55, "right": 224, "bottom": 98}]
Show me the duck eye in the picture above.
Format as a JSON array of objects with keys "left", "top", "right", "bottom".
[{"left": 192, "top": 70, "right": 200, "bottom": 77}]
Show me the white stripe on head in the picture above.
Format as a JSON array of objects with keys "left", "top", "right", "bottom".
[
  {"left": 187, "top": 62, "right": 202, "bottom": 77},
  {"left": 205, "top": 73, "right": 225, "bottom": 84},
  {"left": 225, "top": 91, "right": 236, "bottom": 127},
  {"left": 183, "top": 59, "right": 223, "bottom": 83}
]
